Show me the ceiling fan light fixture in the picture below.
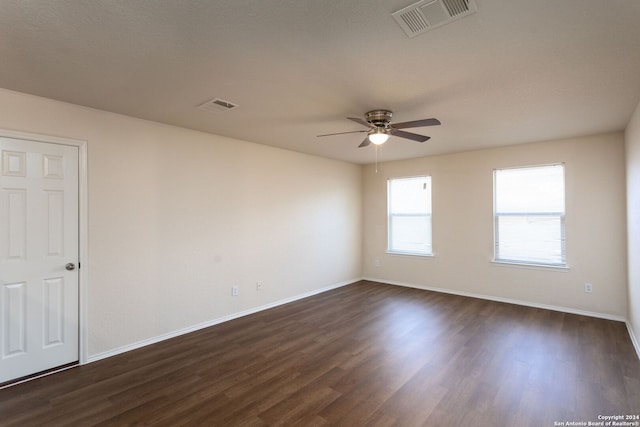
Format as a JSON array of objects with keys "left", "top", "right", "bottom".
[
  {"left": 317, "top": 110, "right": 439, "bottom": 148},
  {"left": 369, "top": 129, "right": 389, "bottom": 145}
]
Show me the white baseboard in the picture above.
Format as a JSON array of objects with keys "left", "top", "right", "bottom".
[
  {"left": 627, "top": 322, "right": 640, "bottom": 360},
  {"left": 363, "top": 277, "right": 626, "bottom": 323},
  {"left": 88, "top": 278, "right": 361, "bottom": 364}
]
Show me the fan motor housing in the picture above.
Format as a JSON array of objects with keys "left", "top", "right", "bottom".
[{"left": 365, "top": 110, "right": 393, "bottom": 127}]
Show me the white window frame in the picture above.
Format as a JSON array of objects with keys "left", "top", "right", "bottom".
[
  {"left": 387, "top": 175, "right": 433, "bottom": 257},
  {"left": 493, "top": 164, "right": 567, "bottom": 268}
]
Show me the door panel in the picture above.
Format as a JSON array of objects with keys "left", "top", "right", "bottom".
[
  {"left": 0, "top": 137, "right": 79, "bottom": 383},
  {"left": 2, "top": 282, "right": 26, "bottom": 358},
  {"left": 5, "top": 189, "right": 26, "bottom": 260},
  {"left": 43, "top": 276, "right": 65, "bottom": 347}
]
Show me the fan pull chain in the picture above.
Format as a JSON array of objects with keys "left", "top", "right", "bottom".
[{"left": 375, "top": 145, "right": 379, "bottom": 173}]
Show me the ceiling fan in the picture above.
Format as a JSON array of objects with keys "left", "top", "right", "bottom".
[{"left": 317, "top": 110, "right": 441, "bottom": 148}]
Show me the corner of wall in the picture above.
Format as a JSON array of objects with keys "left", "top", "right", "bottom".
[{"left": 625, "top": 97, "right": 640, "bottom": 360}]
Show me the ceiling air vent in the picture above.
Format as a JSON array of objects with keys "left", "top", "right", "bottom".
[
  {"left": 392, "top": 0, "right": 477, "bottom": 38},
  {"left": 197, "top": 98, "right": 238, "bottom": 113}
]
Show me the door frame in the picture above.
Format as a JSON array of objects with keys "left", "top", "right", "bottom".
[{"left": 0, "top": 128, "right": 89, "bottom": 367}]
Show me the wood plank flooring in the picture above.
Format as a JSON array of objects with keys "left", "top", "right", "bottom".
[{"left": 2, "top": 280, "right": 639, "bottom": 426}]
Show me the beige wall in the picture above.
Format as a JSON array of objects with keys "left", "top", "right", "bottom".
[
  {"left": 363, "top": 133, "right": 628, "bottom": 318},
  {"left": 0, "top": 88, "right": 363, "bottom": 357},
  {"left": 626, "top": 100, "right": 640, "bottom": 349}
]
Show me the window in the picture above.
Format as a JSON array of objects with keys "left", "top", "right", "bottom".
[
  {"left": 388, "top": 176, "right": 432, "bottom": 256},
  {"left": 493, "top": 164, "right": 566, "bottom": 267}
]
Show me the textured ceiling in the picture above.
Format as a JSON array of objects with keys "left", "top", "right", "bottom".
[{"left": 1, "top": 0, "right": 639, "bottom": 164}]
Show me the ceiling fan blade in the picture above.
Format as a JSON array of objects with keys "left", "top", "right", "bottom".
[
  {"left": 347, "top": 117, "right": 374, "bottom": 128},
  {"left": 358, "top": 137, "right": 371, "bottom": 148},
  {"left": 390, "top": 129, "right": 431, "bottom": 142},
  {"left": 317, "top": 130, "right": 368, "bottom": 137},
  {"left": 390, "top": 118, "right": 441, "bottom": 129}
]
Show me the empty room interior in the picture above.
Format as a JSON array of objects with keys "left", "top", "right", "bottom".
[{"left": 1, "top": 0, "right": 640, "bottom": 426}]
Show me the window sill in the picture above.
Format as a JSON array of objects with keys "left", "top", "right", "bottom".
[
  {"left": 386, "top": 250, "right": 434, "bottom": 258},
  {"left": 491, "top": 260, "right": 569, "bottom": 272}
]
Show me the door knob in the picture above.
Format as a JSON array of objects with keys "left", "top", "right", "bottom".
[{"left": 65, "top": 263, "right": 76, "bottom": 271}]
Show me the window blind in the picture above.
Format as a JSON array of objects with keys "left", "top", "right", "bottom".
[
  {"left": 494, "top": 164, "right": 566, "bottom": 266},
  {"left": 388, "top": 176, "right": 432, "bottom": 256}
]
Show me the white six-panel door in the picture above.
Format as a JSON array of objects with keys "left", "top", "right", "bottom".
[{"left": 0, "top": 137, "right": 79, "bottom": 384}]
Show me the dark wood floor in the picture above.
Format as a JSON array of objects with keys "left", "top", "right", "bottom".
[{"left": 2, "top": 280, "right": 639, "bottom": 426}]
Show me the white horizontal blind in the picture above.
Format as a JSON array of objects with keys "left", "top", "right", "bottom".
[
  {"left": 388, "top": 176, "right": 432, "bottom": 255},
  {"left": 494, "top": 164, "right": 566, "bottom": 266}
]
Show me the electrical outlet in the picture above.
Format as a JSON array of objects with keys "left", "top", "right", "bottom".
[
  {"left": 232, "top": 286, "right": 239, "bottom": 296},
  {"left": 256, "top": 281, "right": 263, "bottom": 291},
  {"left": 584, "top": 283, "right": 593, "bottom": 293},
  {"left": 374, "top": 259, "right": 380, "bottom": 267}
]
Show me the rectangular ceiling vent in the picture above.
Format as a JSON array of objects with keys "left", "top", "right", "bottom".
[
  {"left": 197, "top": 98, "right": 238, "bottom": 113},
  {"left": 392, "top": 0, "right": 477, "bottom": 38}
]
